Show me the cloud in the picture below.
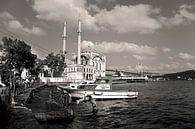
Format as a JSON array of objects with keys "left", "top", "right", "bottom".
[
  {"left": 30, "top": 0, "right": 195, "bottom": 33},
  {"left": 31, "top": 0, "right": 98, "bottom": 30},
  {"left": 107, "top": 65, "right": 133, "bottom": 71},
  {"left": 94, "top": 0, "right": 116, "bottom": 4},
  {"left": 81, "top": 40, "right": 157, "bottom": 55},
  {"left": 94, "top": 4, "right": 162, "bottom": 33},
  {"left": 179, "top": 52, "right": 195, "bottom": 60},
  {"left": 160, "top": 5, "right": 195, "bottom": 27},
  {"left": 135, "top": 62, "right": 183, "bottom": 72},
  {"left": 107, "top": 64, "right": 151, "bottom": 72},
  {"left": 168, "top": 56, "right": 174, "bottom": 60},
  {"left": 160, "top": 14, "right": 186, "bottom": 27},
  {"left": 108, "top": 62, "right": 187, "bottom": 73},
  {"left": 135, "top": 64, "right": 150, "bottom": 72},
  {"left": 180, "top": 5, "right": 195, "bottom": 20},
  {"left": 162, "top": 48, "right": 171, "bottom": 52},
  {"left": 186, "top": 62, "right": 195, "bottom": 69},
  {"left": 132, "top": 55, "right": 155, "bottom": 60},
  {"left": 0, "top": 12, "right": 14, "bottom": 20},
  {"left": 162, "top": 62, "right": 181, "bottom": 69},
  {"left": 30, "top": 0, "right": 162, "bottom": 33},
  {"left": 0, "top": 12, "right": 46, "bottom": 36}
]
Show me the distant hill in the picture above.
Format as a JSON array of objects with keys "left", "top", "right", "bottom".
[{"left": 163, "top": 70, "right": 195, "bottom": 80}]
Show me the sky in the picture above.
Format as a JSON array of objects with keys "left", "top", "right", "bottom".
[{"left": 0, "top": 0, "right": 195, "bottom": 73}]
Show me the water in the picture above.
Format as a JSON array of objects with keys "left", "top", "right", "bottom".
[{"left": 42, "top": 81, "right": 195, "bottom": 129}]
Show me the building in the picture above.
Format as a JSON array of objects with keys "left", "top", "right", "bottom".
[
  {"left": 63, "top": 20, "right": 106, "bottom": 83},
  {"left": 64, "top": 51, "right": 106, "bottom": 82},
  {"left": 40, "top": 20, "right": 106, "bottom": 83}
]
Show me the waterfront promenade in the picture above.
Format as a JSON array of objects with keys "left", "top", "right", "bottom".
[{"left": 0, "top": 84, "right": 74, "bottom": 129}]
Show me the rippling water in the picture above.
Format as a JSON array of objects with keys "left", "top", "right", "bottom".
[{"left": 43, "top": 81, "right": 195, "bottom": 129}]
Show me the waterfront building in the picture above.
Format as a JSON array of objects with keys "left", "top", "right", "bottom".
[
  {"left": 40, "top": 19, "right": 106, "bottom": 83},
  {"left": 63, "top": 20, "right": 106, "bottom": 83}
]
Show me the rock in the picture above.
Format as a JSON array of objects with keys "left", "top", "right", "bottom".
[
  {"left": 34, "top": 108, "right": 74, "bottom": 122},
  {"left": 7, "top": 106, "right": 43, "bottom": 129}
]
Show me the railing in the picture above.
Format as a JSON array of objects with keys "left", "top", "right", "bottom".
[{"left": 39, "top": 77, "right": 84, "bottom": 83}]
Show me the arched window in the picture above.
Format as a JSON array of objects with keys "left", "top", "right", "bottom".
[
  {"left": 96, "top": 62, "right": 98, "bottom": 69},
  {"left": 99, "top": 63, "right": 101, "bottom": 70}
]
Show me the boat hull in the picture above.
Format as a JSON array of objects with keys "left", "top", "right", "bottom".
[{"left": 68, "top": 90, "right": 138, "bottom": 100}]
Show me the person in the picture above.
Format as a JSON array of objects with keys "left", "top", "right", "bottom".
[
  {"left": 62, "top": 90, "right": 72, "bottom": 107},
  {"left": 76, "top": 94, "right": 98, "bottom": 113},
  {"left": 24, "top": 78, "right": 30, "bottom": 88}
]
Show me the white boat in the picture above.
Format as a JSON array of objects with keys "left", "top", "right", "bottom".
[
  {"left": 61, "top": 82, "right": 138, "bottom": 100},
  {"left": 112, "top": 75, "right": 149, "bottom": 83}
]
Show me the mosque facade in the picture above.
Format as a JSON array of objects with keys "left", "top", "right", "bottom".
[{"left": 63, "top": 20, "right": 106, "bottom": 83}]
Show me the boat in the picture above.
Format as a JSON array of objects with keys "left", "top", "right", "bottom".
[
  {"left": 59, "top": 79, "right": 138, "bottom": 101},
  {"left": 112, "top": 75, "right": 149, "bottom": 84}
]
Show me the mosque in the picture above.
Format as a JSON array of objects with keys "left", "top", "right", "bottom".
[{"left": 62, "top": 20, "right": 106, "bottom": 83}]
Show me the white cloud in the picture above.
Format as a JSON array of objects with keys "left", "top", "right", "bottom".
[
  {"left": 135, "top": 64, "right": 150, "bottom": 72},
  {"left": 94, "top": 4, "right": 162, "bottom": 33},
  {"left": 108, "top": 62, "right": 187, "bottom": 73},
  {"left": 162, "top": 48, "right": 171, "bottom": 52},
  {"left": 160, "top": 14, "right": 186, "bottom": 27},
  {"left": 30, "top": 1, "right": 163, "bottom": 33},
  {"left": 136, "top": 62, "right": 183, "bottom": 72},
  {"left": 107, "top": 65, "right": 133, "bottom": 71},
  {"left": 179, "top": 52, "right": 195, "bottom": 60},
  {"left": 168, "top": 56, "right": 174, "bottom": 60},
  {"left": 30, "top": 1, "right": 195, "bottom": 33},
  {"left": 180, "top": 5, "right": 195, "bottom": 20},
  {"left": 31, "top": 0, "right": 98, "bottom": 30},
  {"left": 0, "top": 12, "right": 14, "bottom": 20},
  {"left": 94, "top": 0, "right": 116, "bottom": 4},
  {"left": 133, "top": 62, "right": 183, "bottom": 73},
  {"left": 132, "top": 55, "right": 155, "bottom": 60},
  {"left": 81, "top": 40, "right": 157, "bottom": 55},
  {"left": 163, "top": 62, "right": 181, "bottom": 69},
  {"left": 186, "top": 62, "right": 195, "bottom": 69},
  {"left": 107, "top": 64, "right": 151, "bottom": 73},
  {"left": 133, "top": 55, "right": 144, "bottom": 60},
  {"left": 0, "top": 12, "right": 46, "bottom": 36},
  {"left": 160, "top": 5, "right": 195, "bottom": 27}
]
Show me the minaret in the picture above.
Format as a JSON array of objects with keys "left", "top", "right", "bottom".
[
  {"left": 77, "top": 19, "right": 81, "bottom": 65},
  {"left": 62, "top": 21, "right": 67, "bottom": 55}
]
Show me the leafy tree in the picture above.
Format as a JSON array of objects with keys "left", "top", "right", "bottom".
[
  {"left": 29, "top": 58, "right": 44, "bottom": 81},
  {"left": 0, "top": 37, "right": 37, "bottom": 104},
  {"left": 44, "top": 52, "right": 66, "bottom": 77},
  {"left": 2, "top": 37, "right": 37, "bottom": 75},
  {"left": 0, "top": 37, "right": 37, "bottom": 86}
]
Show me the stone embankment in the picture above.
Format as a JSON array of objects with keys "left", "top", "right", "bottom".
[
  {"left": 0, "top": 84, "right": 74, "bottom": 129},
  {"left": 7, "top": 106, "right": 43, "bottom": 129}
]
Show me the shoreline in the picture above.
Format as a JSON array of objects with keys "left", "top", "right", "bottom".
[{"left": 0, "top": 84, "right": 74, "bottom": 129}]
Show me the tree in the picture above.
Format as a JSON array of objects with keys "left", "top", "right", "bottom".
[
  {"left": 2, "top": 37, "right": 37, "bottom": 75},
  {"left": 44, "top": 52, "right": 66, "bottom": 77},
  {"left": 0, "top": 37, "right": 37, "bottom": 104},
  {"left": 28, "top": 58, "right": 42, "bottom": 75}
]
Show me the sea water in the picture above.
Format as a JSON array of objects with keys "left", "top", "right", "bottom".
[{"left": 43, "top": 81, "right": 195, "bottom": 129}]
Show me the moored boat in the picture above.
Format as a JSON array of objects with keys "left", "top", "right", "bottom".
[{"left": 60, "top": 81, "right": 138, "bottom": 100}]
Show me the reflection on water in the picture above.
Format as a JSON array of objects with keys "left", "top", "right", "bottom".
[{"left": 43, "top": 81, "right": 195, "bottom": 129}]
